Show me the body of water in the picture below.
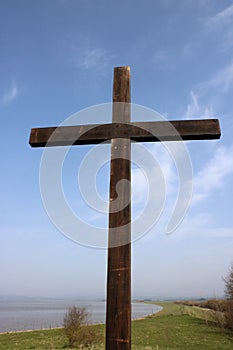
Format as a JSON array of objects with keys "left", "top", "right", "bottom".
[{"left": 0, "top": 298, "right": 162, "bottom": 333}]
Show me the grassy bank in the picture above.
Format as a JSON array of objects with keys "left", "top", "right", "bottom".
[{"left": 0, "top": 302, "right": 232, "bottom": 349}]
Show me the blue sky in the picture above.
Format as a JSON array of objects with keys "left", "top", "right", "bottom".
[{"left": 1, "top": 0, "right": 233, "bottom": 299}]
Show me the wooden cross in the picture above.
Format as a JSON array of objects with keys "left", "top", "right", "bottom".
[{"left": 29, "top": 66, "right": 221, "bottom": 350}]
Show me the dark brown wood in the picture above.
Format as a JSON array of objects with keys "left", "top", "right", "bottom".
[
  {"left": 106, "top": 66, "right": 131, "bottom": 350},
  {"left": 29, "top": 66, "right": 222, "bottom": 350},
  {"left": 29, "top": 119, "right": 221, "bottom": 147}
]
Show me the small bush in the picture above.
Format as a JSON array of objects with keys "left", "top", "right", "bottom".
[
  {"left": 63, "top": 305, "right": 100, "bottom": 348},
  {"left": 224, "top": 263, "right": 233, "bottom": 300},
  {"left": 175, "top": 299, "right": 228, "bottom": 312},
  {"left": 63, "top": 306, "right": 87, "bottom": 347},
  {"left": 224, "top": 300, "right": 233, "bottom": 330},
  {"left": 74, "top": 325, "right": 101, "bottom": 348},
  {"left": 222, "top": 263, "right": 233, "bottom": 330}
]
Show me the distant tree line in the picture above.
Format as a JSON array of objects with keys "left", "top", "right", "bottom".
[{"left": 175, "top": 263, "right": 233, "bottom": 331}]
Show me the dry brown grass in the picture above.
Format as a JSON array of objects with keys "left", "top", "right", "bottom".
[{"left": 175, "top": 299, "right": 233, "bottom": 330}]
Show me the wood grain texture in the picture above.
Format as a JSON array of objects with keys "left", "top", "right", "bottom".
[
  {"left": 106, "top": 66, "right": 131, "bottom": 350},
  {"left": 29, "top": 66, "right": 222, "bottom": 350},
  {"left": 29, "top": 119, "right": 221, "bottom": 147}
]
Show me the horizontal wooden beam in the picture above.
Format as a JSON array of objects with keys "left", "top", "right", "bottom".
[{"left": 29, "top": 119, "right": 221, "bottom": 147}]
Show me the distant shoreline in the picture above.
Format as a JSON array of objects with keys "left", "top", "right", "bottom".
[
  {"left": 0, "top": 300, "right": 162, "bottom": 334},
  {"left": 0, "top": 327, "right": 63, "bottom": 335},
  {"left": 0, "top": 306, "right": 162, "bottom": 335}
]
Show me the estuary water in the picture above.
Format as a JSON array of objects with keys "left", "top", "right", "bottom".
[{"left": 0, "top": 298, "right": 162, "bottom": 333}]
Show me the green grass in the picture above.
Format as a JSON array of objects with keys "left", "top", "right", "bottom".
[
  {"left": 0, "top": 302, "right": 232, "bottom": 349},
  {"left": 132, "top": 302, "right": 233, "bottom": 349},
  {"left": 0, "top": 326, "right": 105, "bottom": 350}
]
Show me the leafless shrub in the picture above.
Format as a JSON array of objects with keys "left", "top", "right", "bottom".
[
  {"left": 224, "top": 263, "right": 233, "bottom": 300},
  {"left": 63, "top": 305, "right": 100, "bottom": 348},
  {"left": 222, "top": 263, "right": 233, "bottom": 330},
  {"left": 175, "top": 299, "right": 228, "bottom": 312},
  {"left": 224, "top": 300, "right": 233, "bottom": 330}
]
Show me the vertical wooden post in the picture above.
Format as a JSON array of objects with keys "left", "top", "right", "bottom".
[
  {"left": 106, "top": 66, "right": 131, "bottom": 350},
  {"left": 29, "top": 65, "right": 221, "bottom": 349}
]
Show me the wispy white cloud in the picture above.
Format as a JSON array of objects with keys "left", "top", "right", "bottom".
[
  {"left": 78, "top": 48, "right": 108, "bottom": 70},
  {"left": 143, "top": 143, "right": 177, "bottom": 195},
  {"left": 206, "top": 5, "right": 233, "bottom": 50},
  {"left": 207, "top": 4, "right": 233, "bottom": 27},
  {"left": 1, "top": 80, "right": 20, "bottom": 105},
  {"left": 204, "top": 227, "right": 233, "bottom": 238},
  {"left": 131, "top": 141, "right": 191, "bottom": 234},
  {"left": 72, "top": 42, "right": 111, "bottom": 72},
  {"left": 132, "top": 167, "right": 148, "bottom": 205},
  {"left": 192, "top": 145, "right": 233, "bottom": 205},
  {"left": 198, "top": 61, "right": 233, "bottom": 94},
  {"left": 151, "top": 50, "right": 171, "bottom": 67},
  {"left": 184, "top": 91, "right": 214, "bottom": 120},
  {"left": 166, "top": 212, "right": 233, "bottom": 242},
  {"left": 183, "top": 60, "right": 233, "bottom": 122}
]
